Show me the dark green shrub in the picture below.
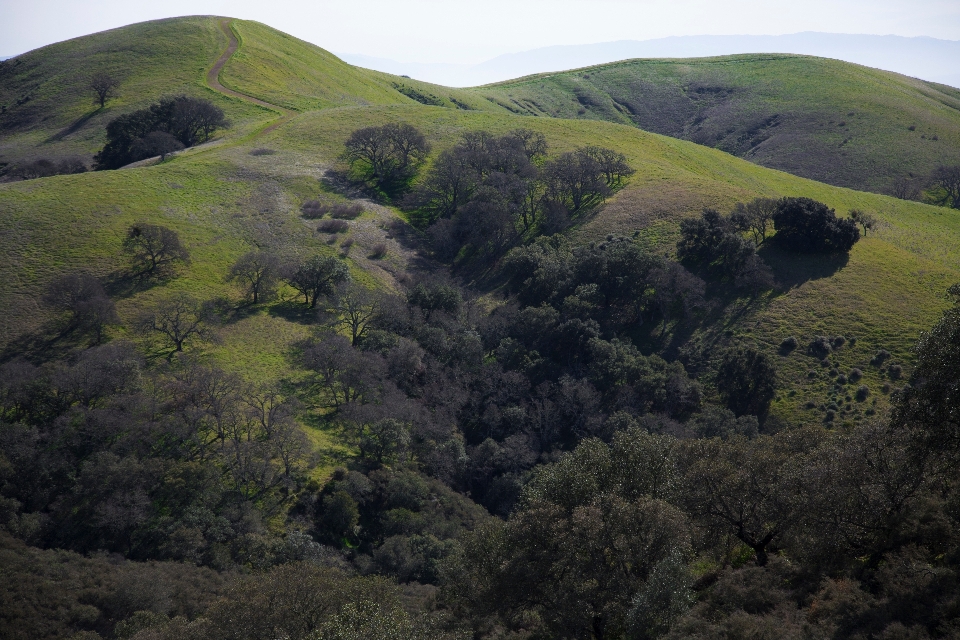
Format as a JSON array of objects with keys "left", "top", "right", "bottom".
[{"left": 772, "top": 197, "right": 860, "bottom": 253}]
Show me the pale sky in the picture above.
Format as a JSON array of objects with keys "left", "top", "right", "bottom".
[{"left": 2, "top": 0, "right": 959, "bottom": 63}]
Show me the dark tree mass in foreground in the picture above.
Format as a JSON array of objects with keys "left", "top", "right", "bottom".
[{"left": 1, "top": 116, "right": 953, "bottom": 639}]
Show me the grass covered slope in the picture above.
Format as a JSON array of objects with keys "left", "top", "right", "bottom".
[
  {"left": 2, "top": 98, "right": 957, "bottom": 428},
  {"left": 220, "top": 20, "right": 501, "bottom": 113},
  {"left": 0, "top": 17, "right": 275, "bottom": 165},
  {"left": 473, "top": 54, "right": 960, "bottom": 194},
  {"left": 0, "top": 16, "right": 504, "bottom": 171}
]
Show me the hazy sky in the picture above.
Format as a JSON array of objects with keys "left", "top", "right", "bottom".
[{"left": 2, "top": 0, "right": 959, "bottom": 62}]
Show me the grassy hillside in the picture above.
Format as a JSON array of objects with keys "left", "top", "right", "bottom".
[
  {"left": 0, "top": 17, "right": 270, "bottom": 165},
  {"left": 473, "top": 54, "right": 960, "bottom": 194},
  {"left": 3, "top": 99, "right": 958, "bottom": 430},
  {"left": 0, "top": 16, "right": 505, "bottom": 170},
  {"left": 2, "top": 15, "right": 959, "bottom": 437}
]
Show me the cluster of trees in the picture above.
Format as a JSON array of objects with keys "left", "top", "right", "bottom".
[
  {"left": 676, "top": 196, "right": 864, "bottom": 294},
  {"left": 0, "top": 344, "right": 308, "bottom": 566},
  {"left": 406, "top": 129, "right": 632, "bottom": 262},
  {"left": 340, "top": 124, "right": 633, "bottom": 264},
  {"left": 94, "top": 96, "right": 228, "bottom": 169}
]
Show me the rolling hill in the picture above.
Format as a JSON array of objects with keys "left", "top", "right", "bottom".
[
  {"left": 1, "top": 15, "right": 959, "bottom": 432},
  {"left": 474, "top": 54, "right": 960, "bottom": 195}
]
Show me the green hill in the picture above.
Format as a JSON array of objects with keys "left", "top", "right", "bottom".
[
  {"left": 473, "top": 54, "right": 960, "bottom": 194},
  {"left": 0, "top": 15, "right": 959, "bottom": 462},
  {"left": 0, "top": 16, "right": 502, "bottom": 169}
]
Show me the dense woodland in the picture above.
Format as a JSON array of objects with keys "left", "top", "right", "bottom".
[{"left": 3, "top": 93, "right": 960, "bottom": 640}]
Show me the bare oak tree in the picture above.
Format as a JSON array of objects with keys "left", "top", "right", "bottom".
[
  {"left": 932, "top": 165, "right": 960, "bottom": 209},
  {"left": 42, "top": 272, "right": 119, "bottom": 343},
  {"left": 850, "top": 209, "right": 878, "bottom": 236},
  {"left": 285, "top": 255, "right": 350, "bottom": 308},
  {"left": 90, "top": 72, "right": 118, "bottom": 108},
  {"left": 329, "top": 284, "right": 382, "bottom": 345},
  {"left": 228, "top": 251, "right": 280, "bottom": 304},
  {"left": 122, "top": 223, "right": 190, "bottom": 278},
  {"left": 139, "top": 292, "right": 214, "bottom": 356}
]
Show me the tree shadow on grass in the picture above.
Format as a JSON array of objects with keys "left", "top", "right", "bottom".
[
  {"left": 101, "top": 269, "right": 167, "bottom": 300},
  {"left": 759, "top": 244, "right": 850, "bottom": 291},
  {"left": 268, "top": 300, "right": 319, "bottom": 325},
  {"left": 0, "top": 321, "right": 91, "bottom": 365},
  {"left": 44, "top": 108, "right": 102, "bottom": 143}
]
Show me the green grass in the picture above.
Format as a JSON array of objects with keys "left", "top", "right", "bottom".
[
  {"left": 2, "top": 16, "right": 959, "bottom": 437},
  {"left": 472, "top": 55, "right": 960, "bottom": 194},
  {"left": 0, "top": 17, "right": 271, "bottom": 165}
]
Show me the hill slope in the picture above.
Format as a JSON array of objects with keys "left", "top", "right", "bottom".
[
  {"left": 0, "top": 17, "right": 502, "bottom": 169},
  {"left": 1, "top": 15, "right": 960, "bottom": 434},
  {"left": 473, "top": 54, "right": 960, "bottom": 194}
]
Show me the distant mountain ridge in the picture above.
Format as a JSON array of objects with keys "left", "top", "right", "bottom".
[{"left": 339, "top": 32, "right": 960, "bottom": 88}]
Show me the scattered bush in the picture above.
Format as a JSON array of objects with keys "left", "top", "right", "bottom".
[
  {"left": 302, "top": 201, "right": 365, "bottom": 220},
  {"left": 249, "top": 148, "right": 277, "bottom": 156},
  {"left": 832, "top": 336, "right": 846, "bottom": 349},
  {"left": 837, "top": 374, "right": 848, "bottom": 385},
  {"left": 369, "top": 243, "right": 388, "bottom": 259},
  {"left": 849, "top": 368, "right": 863, "bottom": 382},
  {"left": 855, "top": 385, "right": 870, "bottom": 401},
  {"left": 808, "top": 336, "right": 833, "bottom": 359},
  {"left": 779, "top": 336, "right": 798, "bottom": 354},
  {"left": 871, "top": 349, "right": 891, "bottom": 366},
  {"left": 318, "top": 219, "right": 350, "bottom": 234},
  {"left": 888, "top": 363, "right": 903, "bottom": 379}
]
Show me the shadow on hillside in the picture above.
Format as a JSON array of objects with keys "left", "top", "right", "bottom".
[
  {"left": 101, "top": 270, "right": 167, "bottom": 299},
  {"left": 44, "top": 108, "right": 101, "bottom": 144},
  {"left": 0, "top": 321, "right": 93, "bottom": 366},
  {"left": 268, "top": 300, "right": 320, "bottom": 325},
  {"left": 759, "top": 244, "right": 849, "bottom": 290}
]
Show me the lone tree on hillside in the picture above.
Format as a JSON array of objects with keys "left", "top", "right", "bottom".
[
  {"left": 285, "top": 255, "right": 350, "bottom": 308},
  {"left": 849, "top": 209, "right": 878, "bottom": 236},
  {"left": 90, "top": 72, "right": 118, "bottom": 108},
  {"left": 772, "top": 197, "right": 860, "bottom": 253},
  {"left": 931, "top": 165, "right": 960, "bottom": 209},
  {"left": 228, "top": 251, "right": 280, "bottom": 304},
  {"left": 343, "top": 123, "right": 429, "bottom": 196},
  {"left": 138, "top": 292, "right": 215, "bottom": 357},
  {"left": 122, "top": 223, "right": 190, "bottom": 278}
]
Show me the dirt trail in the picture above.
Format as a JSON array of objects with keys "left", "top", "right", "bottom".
[{"left": 208, "top": 18, "right": 294, "bottom": 134}]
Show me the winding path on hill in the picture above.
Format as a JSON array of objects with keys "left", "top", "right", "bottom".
[{"left": 208, "top": 18, "right": 294, "bottom": 135}]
